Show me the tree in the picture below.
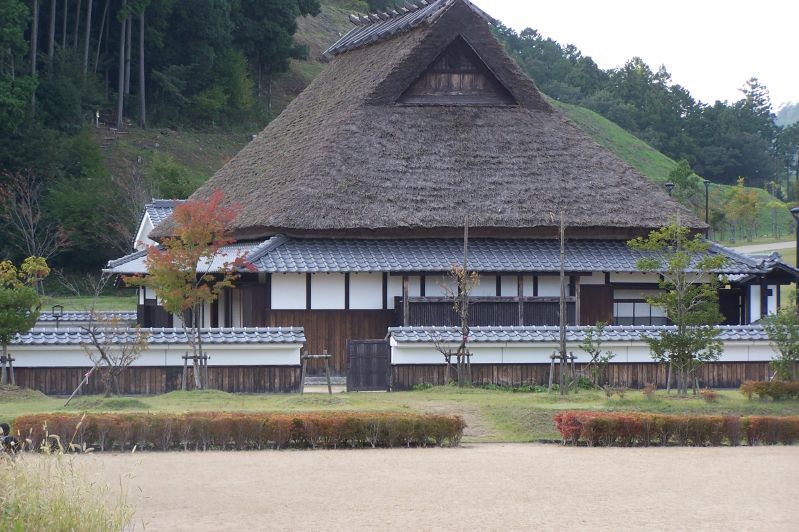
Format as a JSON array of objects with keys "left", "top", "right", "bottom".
[
  {"left": 628, "top": 221, "right": 726, "bottom": 396},
  {"left": 725, "top": 177, "right": 760, "bottom": 241},
  {"left": 124, "top": 191, "right": 253, "bottom": 390},
  {"left": 578, "top": 322, "right": 615, "bottom": 387},
  {"left": 0, "top": 256, "right": 49, "bottom": 384},
  {"left": 761, "top": 293, "right": 799, "bottom": 381},
  {"left": 79, "top": 273, "right": 148, "bottom": 396},
  {"left": 0, "top": 170, "right": 70, "bottom": 260},
  {"left": 434, "top": 221, "right": 478, "bottom": 387}
]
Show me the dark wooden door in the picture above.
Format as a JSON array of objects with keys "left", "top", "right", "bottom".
[
  {"left": 347, "top": 340, "right": 391, "bottom": 392},
  {"left": 580, "top": 285, "right": 613, "bottom": 325},
  {"left": 719, "top": 288, "right": 745, "bottom": 325}
]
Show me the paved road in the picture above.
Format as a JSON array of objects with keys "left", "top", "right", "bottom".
[{"left": 731, "top": 241, "right": 795, "bottom": 254}]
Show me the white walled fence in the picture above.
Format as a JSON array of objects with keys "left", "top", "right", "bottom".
[
  {"left": 388, "top": 325, "right": 784, "bottom": 389},
  {"left": 6, "top": 328, "right": 304, "bottom": 395}
]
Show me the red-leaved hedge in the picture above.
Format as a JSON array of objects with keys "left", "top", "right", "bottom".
[
  {"left": 554, "top": 411, "right": 799, "bottom": 447},
  {"left": 12, "top": 412, "right": 465, "bottom": 452}
]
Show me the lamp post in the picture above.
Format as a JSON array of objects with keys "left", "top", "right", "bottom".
[
  {"left": 51, "top": 304, "right": 63, "bottom": 330},
  {"left": 665, "top": 181, "right": 674, "bottom": 197},
  {"left": 703, "top": 179, "right": 710, "bottom": 224}
]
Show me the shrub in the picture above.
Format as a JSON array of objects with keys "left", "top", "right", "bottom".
[
  {"left": 554, "top": 411, "right": 799, "bottom": 447},
  {"left": 12, "top": 412, "right": 466, "bottom": 452},
  {"left": 739, "top": 381, "right": 799, "bottom": 401},
  {"left": 642, "top": 383, "right": 657, "bottom": 400},
  {"left": 700, "top": 389, "right": 720, "bottom": 403}
]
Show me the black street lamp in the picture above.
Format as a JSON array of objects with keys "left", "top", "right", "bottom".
[
  {"left": 665, "top": 181, "right": 674, "bottom": 197},
  {"left": 51, "top": 304, "right": 64, "bottom": 330},
  {"left": 703, "top": 179, "right": 710, "bottom": 224}
]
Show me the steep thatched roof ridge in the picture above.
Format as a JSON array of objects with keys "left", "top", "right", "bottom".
[{"left": 152, "top": 0, "right": 702, "bottom": 240}]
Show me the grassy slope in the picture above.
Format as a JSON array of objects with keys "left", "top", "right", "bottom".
[{"left": 3, "top": 388, "right": 798, "bottom": 443}]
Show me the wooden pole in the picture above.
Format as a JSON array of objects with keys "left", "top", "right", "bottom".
[
  {"left": 8, "top": 356, "right": 14, "bottom": 386},
  {"left": 558, "top": 210, "right": 567, "bottom": 395},
  {"left": 547, "top": 352, "right": 555, "bottom": 393},
  {"left": 324, "top": 349, "right": 332, "bottom": 396},
  {"left": 299, "top": 352, "right": 306, "bottom": 395},
  {"left": 64, "top": 366, "right": 96, "bottom": 407},
  {"left": 181, "top": 353, "right": 187, "bottom": 391}
]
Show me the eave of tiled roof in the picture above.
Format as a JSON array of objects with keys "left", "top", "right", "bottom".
[
  {"left": 37, "top": 311, "right": 137, "bottom": 322},
  {"left": 388, "top": 325, "right": 770, "bottom": 343},
  {"left": 12, "top": 327, "right": 306, "bottom": 346}
]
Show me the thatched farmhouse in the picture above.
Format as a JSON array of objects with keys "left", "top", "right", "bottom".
[{"left": 107, "top": 0, "right": 797, "bottom": 390}]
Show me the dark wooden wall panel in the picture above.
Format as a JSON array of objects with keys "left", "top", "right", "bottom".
[
  {"left": 266, "top": 310, "right": 396, "bottom": 374},
  {"left": 13, "top": 366, "right": 301, "bottom": 395},
  {"left": 391, "top": 362, "right": 779, "bottom": 390},
  {"left": 580, "top": 285, "right": 614, "bottom": 325}
]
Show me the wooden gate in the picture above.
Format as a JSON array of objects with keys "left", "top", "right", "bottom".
[{"left": 347, "top": 339, "right": 391, "bottom": 392}]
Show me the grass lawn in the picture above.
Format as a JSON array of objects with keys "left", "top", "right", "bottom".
[
  {"left": 3, "top": 387, "right": 798, "bottom": 443},
  {"left": 40, "top": 295, "right": 137, "bottom": 312}
]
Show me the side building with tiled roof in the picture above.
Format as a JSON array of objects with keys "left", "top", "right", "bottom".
[{"left": 109, "top": 0, "right": 799, "bottom": 386}]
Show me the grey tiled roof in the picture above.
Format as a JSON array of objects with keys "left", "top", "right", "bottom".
[
  {"left": 108, "top": 236, "right": 797, "bottom": 277},
  {"left": 12, "top": 327, "right": 305, "bottom": 346},
  {"left": 37, "top": 311, "right": 137, "bottom": 322},
  {"left": 250, "top": 237, "right": 772, "bottom": 275},
  {"left": 388, "top": 325, "right": 770, "bottom": 343},
  {"left": 325, "top": 1, "right": 493, "bottom": 57},
  {"left": 145, "top": 199, "right": 185, "bottom": 226}
]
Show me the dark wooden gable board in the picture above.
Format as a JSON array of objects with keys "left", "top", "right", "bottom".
[{"left": 398, "top": 36, "right": 517, "bottom": 105}]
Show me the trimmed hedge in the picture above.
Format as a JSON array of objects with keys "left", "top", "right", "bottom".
[
  {"left": 12, "top": 412, "right": 465, "bottom": 452},
  {"left": 740, "top": 380, "right": 799, "bottom": 401},
  {"left": 554, "top": 411, "right": 799, "bottom": 447}
]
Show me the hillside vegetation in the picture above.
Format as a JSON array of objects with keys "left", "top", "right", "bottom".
[{"left": 1, "top": 0, "right": 795, "bottom": 275}]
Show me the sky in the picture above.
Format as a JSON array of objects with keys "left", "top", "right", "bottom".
[{"left": 471, "top": 0, "right": 798, "bottom": 109}]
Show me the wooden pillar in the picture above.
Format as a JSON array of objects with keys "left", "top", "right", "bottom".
[
  {"left": 574, "top": 276, "right": 581, "bottom": 326},
  {"left": 760, "top": 277, "right": 768, "bottom": 320},
  {"left": 517, "top": 274, "right": 524, "bottom": 326},
  {"left": 402, "top": 275, "right": 409, "bottom": 327}
]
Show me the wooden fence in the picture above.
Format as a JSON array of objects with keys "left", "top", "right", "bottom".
[
  {"left": 13, "top": 366, "right": 301, "bottom": 395},
  {"left": 391, "top": 362, "right": 780, "bottom": 390}
]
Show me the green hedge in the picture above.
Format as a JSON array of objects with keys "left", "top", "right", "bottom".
[
  {"left": 554, "top": 411, "right": 799, "bottom": 447},
  {"left": 740, "top": 381, "right": 799, "bottom": 401},
  {"left": 12, "top": 412, "right": 465, "bottom": 452}
]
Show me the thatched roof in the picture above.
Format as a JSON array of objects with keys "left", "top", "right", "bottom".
[{"left": 153, "top": 0, "right": 702, "bottom": 240}]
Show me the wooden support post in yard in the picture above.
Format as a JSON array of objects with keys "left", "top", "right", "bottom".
[
  {"left": 324, "top": 349, "right": 332, "bottom": 395},
  {"left": 64, "top": 366, "right": 96, "bottom": 407},
  {"left": 300, "top": 350, "right": 307, "bottom": 395},
  {"left": 0, "top": 354, "right": 14, "bottom": 385},
  {"left": 402, "top": 275, "right": 410, "bottom": 326},
  {"left": 517, "top": 274, "right": 524, "bottom": 326},
  {"left": 182, "top": 353, "right": 188, "bottom": 391},
  {"left": 547, "top": 352, "right": 556, "bottom": 393}
]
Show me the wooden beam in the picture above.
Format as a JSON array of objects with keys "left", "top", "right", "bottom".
[
  {"left": 306, "top": 273, "right": 312, "bottom": 310},
  {"left": 517, "top": 274, "right": 524, "bottom": 326},
  {"left": 402, "top": 275, "right": 409, "bottom": 326},
  {"left": 574, "top": 276, "right": 581, "bottom": 326}
]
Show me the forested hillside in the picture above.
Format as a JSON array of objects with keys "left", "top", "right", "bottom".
[{"left": 1, "top": 0, "right": 796, "bottom": 274}]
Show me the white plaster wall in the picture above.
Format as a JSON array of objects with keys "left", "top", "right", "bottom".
[
  {"left": 271, "top": 273, "right": 306, "bottom": 310},
  {"left": 750, "top": 285, "right": 761, "bottom": 322},
  {"left": 767, "top": 285, "right": 777, "bottom": 316},
  {"left": 311, "top": 273, "right": 345, "bottom": 310},
  {"left": 523, "top": 275, "right": 535, "bottom": 296},
  {"left": 11, "top": 343, "right": 303, "bottom": 367},
  {"left": 350, "top": 273, "right": 383, "bottom": 309},
  {"left": 614, "top": 288, "right": 661, "bottom": 299},
  {"left": 500, "top": 276, "right": 518, "bottom": 297},
  {"left": 387, "top": 276, "right": 403, "bottom": 310},
  {"left": 138, "top": 286, "right": 145, "bottom": 304},
  {"left": 390, "top": 341, "right": 778, "bottom": 365},
  {"left": 424, "top": 275, "right": 456, "bottom": 297},
  {"left": 408, "top": 276, "right": 421, "bottom": 297},
  {"left": 580, "top": 271, "right": 605, "bottom": 285},
  {"left": 134, "top": 214, "right": 155, "bottom": 251},
  {"left": 609, "top": 272, "right": 660, "bottom": 283},
  {"left": 537, "top": 276, "right": 561, "bottom": 297},
  {"left": 472, "top": 275, "right": 497, "bottom": 297},
  {"left": 232, "top": 288, "right": 242, "bottom": 327}
]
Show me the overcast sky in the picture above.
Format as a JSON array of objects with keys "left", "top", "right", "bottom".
[{"left": 471, "top": 0, "right": 797, "bottom": 109}]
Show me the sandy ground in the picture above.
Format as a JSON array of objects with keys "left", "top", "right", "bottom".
[{"left": 82, "top": 445, "right": 799, "bottom": 531}]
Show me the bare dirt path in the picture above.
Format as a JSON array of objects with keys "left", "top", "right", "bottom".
[{"left": 84, "top": 445, "right": 798, "bottom": 531}]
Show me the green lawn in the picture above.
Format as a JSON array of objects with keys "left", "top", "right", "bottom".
[
  {"left": 3, "top": 387, "right": 798, "bottom": 443},
  {"left": 40, "top": 295, "right": 137, "bottom": 312}
]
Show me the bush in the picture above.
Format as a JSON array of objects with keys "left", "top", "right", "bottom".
[
  {"left": 739, "top": 381, "right": 799, "bottom": 401},
  {"left": 554, "top": 411, "right": 799, "bottom": 447},
  {"left": 700, "top": 389, "right": 720, "bottom": 403},
  {"left": 12, "top": 412, "right": 466, "bottom": 452},
  {"left": 642, "top": 383, "right": 657, "bottom": 400}
]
